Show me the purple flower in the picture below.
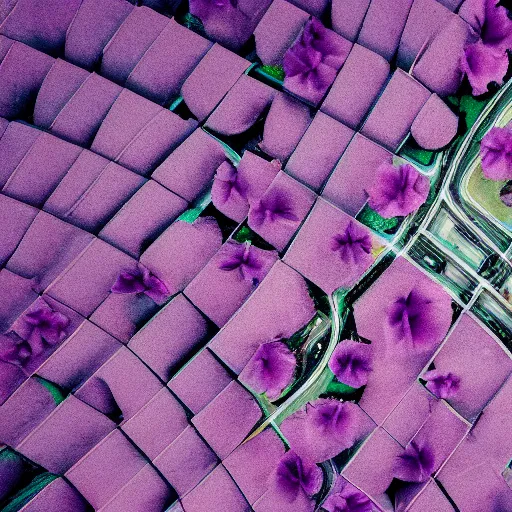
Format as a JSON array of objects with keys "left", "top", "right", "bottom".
[
  {"left": 393, "top": 440, "right": 435, "bottom": 483},
  {"left": 281, "top": 398, "right": 360, "bottom": 463},
  {"left": 25, "top": 310, "right": 65, "bottom": 354},
  {"left": 211, "top": 161, "right": 248, "bottom": 207},
  {"left": 481, "top": 0, "right": 512, "bottom": 51},
  {"left": 111, "top": 264, "right": 169, "bottom": 305},
  {"left": 0, "top": 332, "right": 31, "bottom": 366},
  {"left": 301, "top": 18, "right": 350, "bottom": 71},
  {"left": 367, "top": 163, "right": 430, "bottom": 218},
  {"left": 322, "top": 475, "right": 373, "bottom": 512},
  {"left": 480, "top": 126, "right": 512, "bottom": 181},
  {"left": 217, "top": 241, "right": 266, "bottom": 284},
  {"left": 240, "top": 340, "right": 296, "bottom": 400},
  {"left": 328, "top": 341, "right": 373, "bottom": 389},
  {"left": 461, "top": 40, "right": 509, "bottom": 97},
  {"left": 464, "top": 0, "right": 512, "bottom": 52},
  {"left": 330, "top": 221, "right": 373, "bottom": 268},
  {"left": 249, "top": 189, "right": 300, "bottom": 228},
  {"left": 283, "top": 17, "right": 349, "bottom": 104},
  {"left": 189, "top": 0, "right": 250, "bottom": 49},
  {"left": 283, "top": 40, "right": 337, "bottom": 105},
  {"left": 423, "top": 370, "right": 461, "bottom": 399},
  {"left": 274, "top": 451, "right": 323, "bottom": 503},
  {"left": 10, "top": 301, "right": 70, "bottom": 361},
  {"left": 459, "top": 0, "right": 511, "bottom": 96},
  {"left": 385, "top": 285, "right": 452, "bottom": 351},
  {"left": 190, "top": 0, "right": 239, "bottom": 19}
]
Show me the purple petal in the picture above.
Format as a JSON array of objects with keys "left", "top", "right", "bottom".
[
  {"left": 283, "top": 17, "right": 348, "bottom": 104},
  {"left": 482, "top": 0, "right": 512, "bottom": 51},
  {"left": 247, "top": 200, "right": 267, "bottom": 229},
  {"left": 249, "top": 189, "right": 300, "bottom": 229},
  {"left": 0, "top": 339, "right": 21, "bottom": 364},
  {"left": 307, "top": 399, "right": 357, "bottom": 440},
  {"left": 23, "top": 308, "right": 50, "bottom": 326},
  {"left": 274, "top": 451, "right": 323, "bottom": 503},
  {"left": 284, "top": 42, "right": 323, "bottom": 78},
  {"left": 284, "top": 59, "right": 337, "bottom": 105},
  {"left": 17, "top": 344, "right": 32, "bottom": 362},
  {"left": 423, "top": 370, "right": 461, "bottom": 399},
  {"left": 239, "top": 244, "right": 264, "bottom": 283},
  {"left": 330, "top": 221, "right": 373, "bottom": 268},
  {"left": 367, "top": 163, "right": 430, "bottom": 218},
  {"left": 27, "top": 329, "right": 45, "bottom": 356},
  {"left": 241, "top": 340, "right": 296, "bottom": 400},
  {"left": 328, "top": 340, "right": 373, "bottom": 388},
  {"left": 283, "top": 39, "right": 337, "bottom": 104},
  {"left": 385, "top": 284, "right": 452, "bottom": 350},
  {"left": 218, "top": 241, "right": 278, "bottom": 284},
  {"left": 211, "top": 161, "right": 248, "bottom": 208},
  {"left": 218, "top": 242, "right": 246, "bottom": 272},
  {"left": 0, "top": 333, "right": 30, "bottom": 366},
  {"left": 323, "top": 475, "right": 373, "bottom": 512},
  {"left": 218, "top": 255, "right": 246, "bottom": 272},
  {"left": 111, "top": 265, "right": 169, "bottom": 304},
  {"left": 143, "top": 275, "right": 170, "bottom": 305},
  {"left": 301, "top": 18, "right": 350, "bottom": 71},
  {"left": 480, "top": 126, "right": 512, "bottom": 181},
  {"left": 111, "top": 269, "right": 147, "bottom": 294},
  {"left": 22, "top": 305, "right": 70, "bottom": 347},
  {"left": 461, "top": 40, "right": 509, "bottom": 97},
  {"left": 393, "top": 440, "right": 435, "bottom": 483},
  {"left": 281, "top": 398, "right": 360, "bottom": 462},
  {"left": 36, "top": 311, "right": 69, "bottom": 344}
]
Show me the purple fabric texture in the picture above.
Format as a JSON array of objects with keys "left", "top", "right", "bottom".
[
  {"left": 353, "top": 257, "right": 453, "bottom": 424},
  {"left": 209, "top": 261, "right": 316, "bottom": 373},
  {"left": 223, "top": 427, "right": 286, "bottom": 505},
  {"left": 410, "top": 94, "right": 459, "bottom": 150},
  {"left": 206, "top": 74, "right": 276, "bottom": 136},
  {"left": 254, "top": 0, "right": 310, "bottom": 66},
  {"left": 168, "top": 348, "right": 231, "bottom": 414}
]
